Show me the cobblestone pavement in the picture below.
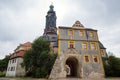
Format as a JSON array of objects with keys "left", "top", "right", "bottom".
[{"left": 0, "top": 78, "right": 120, "bottom": 80}]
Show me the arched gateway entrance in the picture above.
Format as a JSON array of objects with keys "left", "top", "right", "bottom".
[{"left": 65, "top": 57, "right": 80, "bottom": 78}]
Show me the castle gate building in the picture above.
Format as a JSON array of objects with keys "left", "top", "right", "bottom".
[{"left": 49, "top": 21, "right": 105, "bottom": 79}]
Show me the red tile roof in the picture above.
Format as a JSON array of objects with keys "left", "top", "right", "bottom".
[
  {"left": 21, "top": 42, "right": 31, "bottom": 47},
  {"left": 10, "top": 42, "right": 31, "bottom": 59},
  {"left": 10, "top": 50, "right": 25, "bottom": 59}
]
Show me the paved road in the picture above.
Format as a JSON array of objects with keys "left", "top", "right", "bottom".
[
  {"left": 0, "top": 78, "right": 46, "bottom": 80},
  {"left": 0, "top": 78, "right": 120, "bottom": 80}
]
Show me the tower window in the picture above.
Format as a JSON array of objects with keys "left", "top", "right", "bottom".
[
  {"left": 52, "top": 37, "right": 56, "bottom": 39},
  {"left": 68, "top": 41, "right": 75, "bottom": 48},
  {"left": 68, "top": 29, "right": 74, "bottom": 36},
  {"left": 82, "top": 42, "right": 88, "bottom": 50}
]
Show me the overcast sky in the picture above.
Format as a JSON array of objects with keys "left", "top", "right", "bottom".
[{"left": 0, "top": 0, "right": 120, "bottom": 59}]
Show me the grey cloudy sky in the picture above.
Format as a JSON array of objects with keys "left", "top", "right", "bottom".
[{"left": 0, "top": 0, "right": 120, "bottom": 59}]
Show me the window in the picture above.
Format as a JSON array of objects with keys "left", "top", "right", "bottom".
[
  {"left": 13, "top": 67, "right": 15, "bottom": 71},
  {"left": 89, "top": 31, "right": 94, "bottom": 37},
  {"left": 9, "top": 60, "right": 11, "bottom": 64},
  {"left": 10, "top": 67, "right": 15, "bottom": 71},
  {"left": 82, "top": 42, "right": 88, "bottom": 50},
  {"left": 101, "top": 50, "right": 104, "bottom": 56},
  {"left": 8, "top": 67, "right": 10, "bottom": 71},
  {"left": 11, "top": 67, "right": 13, "bottom": 71},
  {"left": 14, "top": 59, "right": 16, "bottom": 63},
  {"left": 93, "top": 55, "right": 99, "bottom": 63},
  {"left": 68, "top": 41, "right": 75, "bottom": 48},
  {"left": 12, "top": 59, "right": 14, "bottom": 63},
  {"left": 84, "top": 55, "right": 90, "bottom": 63},
  {"left": 52, "top": 37, "right": 55, "bottom": 39},
  {"left": 91, "top": 43, "right": 96, "bottom": 50},
  {"left": 68, "top": 29, "right": 74, "bottom": 36},
  {"left": 79, "top": 30, "right": 84, "bottom": 36}
]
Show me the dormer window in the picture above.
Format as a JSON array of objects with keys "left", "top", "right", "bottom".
[
  {"left": 89, "top": 31, "right": 94, "bottom": 37},
  {"left": 68, "top": 29, "right": 74, "bottom": 36}
]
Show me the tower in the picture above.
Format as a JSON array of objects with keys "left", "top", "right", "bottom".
[
  {"left": 43, "top": 4, "right": 57, "bottom": 37},
  {"left": 43, "top": 4, "right": 58, "bottom": 53}
]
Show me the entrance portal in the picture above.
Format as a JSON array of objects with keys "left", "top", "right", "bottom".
[{"left": 66, "top": 57, "right": 79, "bottom": 78}]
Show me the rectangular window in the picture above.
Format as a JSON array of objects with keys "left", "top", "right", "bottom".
[
  {"left": 12, "top": 59, "right": 14, "bottom": 63},
  {"left": 89, "top": 31, "right": 94, "bottom": 37},
  {"left": 13, "top": 67, "right": 15, "bottom": 71},
  {"left": 91, "top": 43, "right": 96, "bottom": 50},
  {"left": 8, "top": 67, "right": 10, "bottom": 71},
  {"left": 101, "top": 50, "right": 104, "bottom": 56},
  {"left": 84, "top": 55, "right": 90, "bottom": 63},
  {"left": 9, "top": 60, "right": 11, "bottom": 64},
  {"left": 93, "top": 55, "right": 99, "bottom": 63},
  {"left": 82, "top": 42, "right": 88, "bottom": 50},
  {"left": 14, "top": 59, "right": 16, "bottom": 63},
  {"left": 68, "top": 41, "right": 75, "bottom": 48},
  {"left": 79, "top": 30, "right": 84, "bottom": 36},
  {"left": 68, "top": 29, "right": 74, "bottom": 36},
  {"left": 11, "top": 67, "right": 13, "bottom": 71}
]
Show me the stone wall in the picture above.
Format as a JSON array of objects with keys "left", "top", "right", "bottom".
[
  {"left": 16, "top": 57, "right": 25, "bottom": 76},
  {"left": 6, "top": 58, "right": 18, "bottom": 76}
]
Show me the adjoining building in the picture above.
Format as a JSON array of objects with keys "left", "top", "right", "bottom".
[{"left": 6, "top": 42, "right": 31, "bottom": 76}]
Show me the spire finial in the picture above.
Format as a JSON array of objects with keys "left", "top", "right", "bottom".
[
  {"left": 51, "top": 1, "right": 53, "bottom": 5},
  {"left": 49, "top": 2, "right": 54, "bottom": 11}
]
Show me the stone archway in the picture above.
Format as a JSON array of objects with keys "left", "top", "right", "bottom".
[{"left": 65, "top": 57, "right": 79, "bottom": 78}]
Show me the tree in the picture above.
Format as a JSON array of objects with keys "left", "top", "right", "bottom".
[
  {"left": 23, "top": 37, "right": 57, "bottom": 78},
  {"left": 103, "top": 55, "right": 120, "bottom": 77},
  {"left": 0, "top": 55, "right": 10, "bottom": 72}
]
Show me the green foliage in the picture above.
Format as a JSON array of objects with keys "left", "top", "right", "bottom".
[
  {"left": 0, "top": 55, "right": 10, "bottom": 72},
  {"left": 23, "top": 37, "right": 57, "bottom": 78},
  {"left": 103, "top": 55, "right": 120, "bottom": 77},
  {"left": 0, "top": 72, "right": 5, "bottom": 77}
]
